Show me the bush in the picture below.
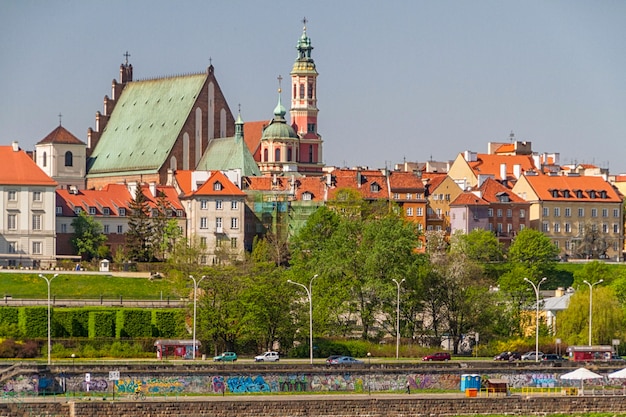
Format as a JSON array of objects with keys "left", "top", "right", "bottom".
[
  {"left": 0, "top": 339, "right": 19, "bottom": 358},
  {"left": 17, "top": 340, "right": 40, "bottom": 358}
]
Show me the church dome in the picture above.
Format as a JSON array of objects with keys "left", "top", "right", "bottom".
[{"left": 261, "top": 89, "right": 298, "bottom": 140}]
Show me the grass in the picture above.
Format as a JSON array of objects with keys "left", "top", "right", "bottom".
[{"left": 0, "top": 272, "right": 180, "bottom": 300}]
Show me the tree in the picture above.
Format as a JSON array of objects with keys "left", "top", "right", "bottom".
[
  {"left": 575, "top": 223, "right": 609, "bottom": 259},
  {"left": 450, "top": 229, "right": 504, "bottom": 264},
  {"left": 572, "top": 261, "right": 613, "bottom": 288},
  {"left": 70, "top": 210, "right": 107, "bottom": 261},
  {"left": 125, "top": 185, "right": 153, "bottom": 261},
  {"left": 507, "top": 229, "right": 558, "bottom": 279}
]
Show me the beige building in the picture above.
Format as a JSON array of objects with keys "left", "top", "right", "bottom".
[{"left": 512, "top": 172, "right": 624, "bottom": 260}]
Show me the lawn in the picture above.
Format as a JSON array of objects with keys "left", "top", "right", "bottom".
[{"left": 0, "top": 272, "right": 181, "bottom": 300}]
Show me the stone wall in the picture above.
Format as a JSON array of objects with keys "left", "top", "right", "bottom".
[{"left": 1, "top": 396, "right": 626, "bottom": 417}]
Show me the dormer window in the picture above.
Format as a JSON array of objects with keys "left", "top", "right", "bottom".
[
  {"left": 575, "top": 189, "right": 584, "bottom": 198},
  {"left": 213, "top": 182, "right": 223, "bottom": 191},
  {"left": 302, "top": 192, "right": 313, "bottom": 201},
  {"left": 119, "top": 208, "right": 126, "bottom": 217},
  {"left": 550, "top": 189, "right": 559, "bottom": 198},
  {"left": 600, "top": 190, "right": 607, "bottom": 199},
  {"left": 563, "top": 190, "right": 570, "bottom": 198},
  {"left": 89, "top": 207, "right": 96, "bottom": 215},
  {"left": 496, "top": 192, "right": 510, "bottom": 203},
  {"left": 103, "top": 207, "right": 110, "bottom": 216},
  {"left": 370, "top": 183, "right": 380, "bottom": 192},
  {"left": 74, "top": 207, "right": 82, "bottom": 214},
  {"left": 588, "top": 190, "right": 596, "bottom": 199}
]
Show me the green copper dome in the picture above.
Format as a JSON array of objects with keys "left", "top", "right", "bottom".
[{"left": 262, "top": 91, "right": 298, "bottom": 140}]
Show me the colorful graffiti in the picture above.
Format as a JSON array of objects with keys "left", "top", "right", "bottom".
[{"left": 227, "top": 375, "right": 270, "bottom": 393}]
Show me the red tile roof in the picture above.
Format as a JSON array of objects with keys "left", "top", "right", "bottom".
[
  {"left": 469, "top": 154, "right": 537, "bottom": 180},
  {"left": 243, "top": 120, "right": 268, "bottom": 160},
  {"left": 478, "top": 178, "right": 526, "bottom": 203},
  {"left": 0, "top": 145, "right": 57, "bottom": 186},
  {"left": 37, "top": 125, "right": 85, "bottom": 145},
  {"left": 175, "top": 170, "right": 245, "bottom": 197},
  {"left": 450, "top": 192, "right": 489, "bottom": 206}
]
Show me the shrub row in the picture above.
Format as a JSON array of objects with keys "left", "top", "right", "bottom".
[{"left": 0, "top": 306, "right": 187, "bottom": 339}]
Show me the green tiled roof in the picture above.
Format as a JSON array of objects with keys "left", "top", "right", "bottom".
[
  {"left": 197, "top": 137, "right": 261, "bottom": 177},
  {"left": 87, "top": 73, "right": 207, "bottom": 176}
]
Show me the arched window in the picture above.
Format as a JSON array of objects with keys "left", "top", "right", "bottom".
[
  {"left": 287, "top": 148, "right": 292, "bottom": 161},
  {"left": 263, "top": 148, "right": 268, "bottom": 162},
  {"left": 64, "top": 151, "right": 73, "bottom": 167},
  {"left": 275, "top": 148, "right": 281, "bottom": 162},
  {"left": 42, "top": 152, "right": 47, "bottom": 167}
]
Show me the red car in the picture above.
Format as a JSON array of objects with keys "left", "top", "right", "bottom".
[{"left": 422, "top": 352, "right": 451, "bottom": 361}]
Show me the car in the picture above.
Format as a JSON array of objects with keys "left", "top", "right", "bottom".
[
  {"left": 326, "top": 355, "right": 343, "bottom": 365},
  {"left": 213, "top": 351, "right": 237, "bottom": 362},
  {"left": 521, "top": 351, "right": 544, "bottom": 361},
  {"left": 542, "top": 353, "right": 567, "bottom": 362},
  {"left": 254, "top": 351, "right": 280, "bottom": 362},
  {"left": 493, "top": 351, "right": 521, "bottom": 361},
  {"left": 327, "top": 356, "right": 363, "bottom": 365},
  {"left": 611, "top": 353, "right": 625, "bottom": 362},
  {"left": 422, "top": 352, "right": 451, "bottom": 361}
]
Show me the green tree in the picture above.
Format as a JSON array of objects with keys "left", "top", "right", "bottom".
[
  {"left": 557, "top": 286, "right": 624, "bottom": 345},
  {"left": 575, "top": 223, "right": 610, "bottom": 259},
  {"left": 507, "top": 229, "right": 558, "bottom": 279},
  {"left": 125, "top": 185, "right": 152, "bottom": 261},
  {"left": 450, "top": 229, "right": 504, "bottom": 264},
  {"left": 572, "top": 261, "right": 613, "bottom": 288},
  {"left": 70, "top": 210, "right": 107, "bottom": 261}
]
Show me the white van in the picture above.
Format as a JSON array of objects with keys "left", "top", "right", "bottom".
[{"left": 254, "top": 351, "right": 280, "bottom": 362}]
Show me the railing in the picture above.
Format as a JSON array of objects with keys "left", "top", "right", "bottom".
[{"left": 1, "top": 298, "right": 186, "bottom": 308}]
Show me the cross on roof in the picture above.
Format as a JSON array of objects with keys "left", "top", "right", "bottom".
[
  {"left": 302, "top": 17, "right": 307, "bottom": 28},
  {"left": 123, "top": 51, "right": 131, "bottom": 65},
  {"left": 58, "top": 113, "right": 62, "bottom": 126}
]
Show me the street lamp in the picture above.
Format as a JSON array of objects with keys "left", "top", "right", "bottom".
[
  {"left": 583, "top": 279, "right": 603, "bottom": 346},
  {"left": 524, "top": 277, "right": 547, "bottom": 362},
  {"left": 189, "top": 275, "right": 206, "bottom": 360},
  {"left": 287, "top": 274, "right": 318, "bottom": 364},
  {"left": 392, "top": 278, "right": 405, "bottom": 360},
  {"left": 38, "top": 273, "right": 58, "bottom": 365}
]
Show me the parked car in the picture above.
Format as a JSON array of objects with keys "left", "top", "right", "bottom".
[
  {"left": 494, "top": 351, "right": 521, "bottom": 361},
  {"left": 521, "top": 351, "right": 544, "bottom": 361},
  {"left": 325, "top": 355, "right": 343, "bottom": 365},
  {"left": 422, "top": 352, "right": 451, "bottom": 361},
  {"left": 213, "top": 351, "right": 237, "bottom": 362},
  {"left": 542, "top": 353, "right": 567, "bottom": 362},
  {"left": 327, "top": 356, "right": 363, "bottom": 365},
  {"left": 254, "top": 351, "right": 280, "bottom": 362},
  {"left": 611, "top": 354, "right": 625, "bottom": 362}
]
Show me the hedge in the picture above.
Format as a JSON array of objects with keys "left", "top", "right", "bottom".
[
  {"left": 152, "top": 310, "right": 187, "bottom": 338},
  {"left": 88, "top": 310, "right": 116, "bottom": 338},
  {"left": 18, "top": 307, "right": 47, "bottom": 338},
  {"left": 53, "top": 308, "right": 90, "bottom": 337},
  {"left": 0, "top": 307, "right": 18, "bottom": 327},
  {"left": 116, "top": 309, "right": 153, "bottom": 338}
]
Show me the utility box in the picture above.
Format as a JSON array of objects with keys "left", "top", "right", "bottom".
[{"left": 99, "top": 259, "right": 110, "bottom": 272}]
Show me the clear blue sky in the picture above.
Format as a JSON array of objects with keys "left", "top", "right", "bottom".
[{"left": 2, "top": 0, "right": 625, "bottom": 173}]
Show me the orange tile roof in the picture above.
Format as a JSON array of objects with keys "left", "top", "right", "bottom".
[
  {"left": 494, "top": 143, "right": 515, "bottom": 154},
  {"left": 175, "top": 170, "right": 245, "bottom": 197},
  {"left": 421, "top": 173, "right": 447, "bottom": 193},
  {"left": 327, "top": 169, "right": 390, "bottom": 200},
  {"left": 469, "top": 154, "right": 537, "bottom": 180},
  {"left": 37, "top": 125, "right": 85, "bottom": 145},
  {"left": 388, "top": 171, "right": 425, "bottom": 192},
  {"left": 56, "top": 183, "right": 184, "bottom": 216},
  {"left": 523, "top": 174, "right": 622, "bottom": 202},
  {"left": 243, "top": 120, "right": 268, "bottom": 160},
  {"left": 0, "top": 145, "right": 57, "bottom": 186},
  {"left": 450, "top": 192, "right": 489, "bottom": 206}
]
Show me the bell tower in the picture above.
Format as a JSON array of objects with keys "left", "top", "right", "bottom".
[{"left": 290, "top": 18, "right": 323, "bottom": 175}]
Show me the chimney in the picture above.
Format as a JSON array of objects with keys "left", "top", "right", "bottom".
[
  {"left": 128, "top": 181, "right": 138, "bottom": 197},
  {"left": 513, "top": 164, "right": 521, "bottom": 179},
  {"left": 500, "top": 163, "right": 507, "bottom": 180},
  {"left": 166, "top": 169, "right": 174, "bottom": 186},
  {"left": 555, "top": 287, "right": 565, "bottom": 297},
  {"left": 11, "top": 141, "right": 19, "bottom": 152},
  {"left": 149, "top": 182, "right": 157, "bottom": 197}
]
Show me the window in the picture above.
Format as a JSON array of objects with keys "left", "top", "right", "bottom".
[
  {"left": 488, "top": 208, "right": 493, "bottom": 217},
  {"left": 565, "top": 241, "right": 571, "bottom": 250},
  {"left": 578, "top": 208, "right": 584, "bottom": 217},
  {"left": 602, "top": 208, "right": 608, "bottom": 218},
  {"left": 200, "top": 237, "right": 207, "bottom": 248},
  {"left": 61, "top": 224, "right": 67, "bottom": 233},
  {"left": 275, "top": 148, "right": 281, "bottom": 162},
  {"left": 103, "top": 207, "right": 110, "bottom": 216},
  {"left": 308, "top": 145, "right": 313, "bottom": 162},
  {"left": 520, "top": 209, "right": 525, "bottom": 218},
  {"left": 176, "top": 209, "right": 184, "bottom": 217},
  {"left": 406, "top": 207, "right": 413, "bottom": 216},
  {"left": 64, "top": 151, "right": 73, "bottom": 167},
  {"left": 216, "top": 217, "right": 222, "bottom": 231},
  {"left": 439, "top": 194, "right": 444, "bottom": 201},
  {"left": 435, "top": 225, "right": 442, "bottom": 231},
  {"left": 89, "top": 207, "right": 96, "bottom": 215},
  {"left": 231, "top": 200, "right": 238, "bottom": 210},
  {"left": 200, "top": 200, "right": 208, "bottom": 209},
  {"left": 520, "top": 224, "right": 525, "bottom": 231},
  {"left": 497, "top": 223, "right": 502, "bottom": 233},
  {"left": 416, "top": 207, "right": 423, "bottom": 216},
  {"left": 308, "top": 82, "right": 313, "bottom": 99},
  {"left": 8, "top": 242, "right": 16, "bottom": 254},
  {"left": 554, "top": 207, "right": 560, "bottom": 217},
  {"left": 417, "top": 223, "right": 423, "bottom": 231},
  {"left": 74, "top": 207, "right": 82, "bottom": 214},
  {"left": 42, "top": 152, "right": 47, "bottom": 167},
  {"left": 200, "top": 217, "right": 208, "bottom": 229},
  {"left": 33, "top": 191, "right": 42, "bottom": 202},
  {"left": 565, "top": 223, "right": 571, "bottom": 233},
  {"left": 553, "top": 223, "right": 560, "bottom": 233},
  {"left": 299, "top": 83, "right": 304, "bottom": 99},
  {"left": 507, "top": 209, "right": 512, "bottom": 218},
  {"left": 614, "top": 209, "right": 620, "bottom": 218},
  {"left": 497, "top": 209, "right": 502, "bottom": 218},
  {"left": 565, "top": 208, "right": 571, "bottom": 217},
  {"left": 213, "top": 182, "right": 222, "bottom": 191},
  {"left": 8, "top": 190, "right": 16, "bottom": 201},
  {"left": 32, "top": 214, "right": 42, "bottom": 230},
  {"left": 614, "top": 224, "right": 620, "bottom": 233},
  {"left": 591, "top": 208, "right": 597, "bottom": 217},
  {"left": 230, "top": 217, "right": 238, "bottom": 229},
  {"left": 393, "top": 193, "right": 399, "bottom": 200},
  {"left": 370, "top": 183, "right": 380, "bottom": 192},
  {"left": 406, "top": 193, "right": 412, "bottom": 200},
  {"left": 507, "top": 224, "right": 513, "bottom": 233},
  {"left": 119, "top": 208, "right": 126, "bottom": 217},
  {"left": 103, "top": 225, "right": 109, "bottom": 234},
  {"left": 32, "top": 241, "right": 42, "bottom": 255},
  {"left": 231, "top": 238, "right": 237, "bottom": 248},
  {"left": 56, "top": 206, "right": 62, "bottom": 215},
  {"left": 445, "top": 194, "right": 451, "bottom": 201},
  {"left": 200, "top": 255, "right": 207, "bottom": 265},
  {"left": 302, "top": 192, "right": 312, "bottom": 201},
  {"left": 432, "top": 194, "right": 438, "bottom": 201},
  {"left": 603, "top": 223, "right": 608, "bottom": 233},
  {"left": 542, "top": 222, "right": 549, "bottom": 232},
  {"left": 436, "top": 208, "right": 442, "bottom": 217},
  {"left": 543, "top": 207, "right": 549, "bottom": 217},
  {"left": 117, "top": 225, "right": 123, "bottom": 234}
]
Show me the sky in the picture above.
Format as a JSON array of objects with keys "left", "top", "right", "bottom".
[{"left": 1, "top": 0, "right": 625, "bottom": 173}]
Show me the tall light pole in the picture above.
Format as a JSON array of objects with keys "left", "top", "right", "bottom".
[
  {"left": 39, "top": 273, "right": 58, "bottom": 365},
  {"left": 524, "top": 277, "right": 547, "bottom": 362},
  {"left": 189, "top": 275, "right": 206, "bottom": 360},
  {"left": 583, "top": 279, "right": 603, "bottom": 346},
  {"left": 288, "top": 274, "right": 318, "bottom": 364},
  {"left": 392, "top": 278, "right": 405, "bottom": 360}
]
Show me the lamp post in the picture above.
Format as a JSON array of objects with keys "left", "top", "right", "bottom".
[
  {"left": 392, "top": 278, "right": 405, "bottom": 360},
  {"left": 583, "top": 279, "right": 603, "bottom": 346},
  {"left": 287, "top": 274, "right": 318, "bottom": 364},
  {"left": 524, "top": 277, "right": 547, "bottom": 362},
  {"left": 38, "top": 273, "right": 58, "bottom": 365},
  {"left": 189, "top": 275, "right": 206, "bottom": 360}
]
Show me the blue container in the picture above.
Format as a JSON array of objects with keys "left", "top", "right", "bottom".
[{"left": 460, "top": 374, "right": 481, "bottom": 391}]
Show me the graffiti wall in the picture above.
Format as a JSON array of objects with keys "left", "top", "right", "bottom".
[{"left": 2, "top": 369, "right": 605, "bottom": 395}]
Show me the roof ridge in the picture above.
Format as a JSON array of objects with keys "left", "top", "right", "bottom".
[{"left": 134, "top": 72, "right": 206, "bottom": 82}]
